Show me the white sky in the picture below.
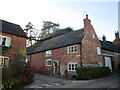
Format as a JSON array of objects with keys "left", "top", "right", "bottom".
[{"left": 0, "top": 0, "right": 119, "bottom": 41}]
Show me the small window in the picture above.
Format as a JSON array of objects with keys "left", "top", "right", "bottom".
[
  {"left": 0, "top": 35, "right": 11, "bottom": 47},
  {"left": 0, "top": 56, "right": 9, "bottom": 68},
  {"left": 45, "top": 59, "right": 52, "bottom": 66},
  {"left": 67, "top": 45, "right": 77, "bottom": 53},
  {"left": 96, "top": 47, "right": 101, "bottom": 55},
  {"left": 92, "top": 34, "right": 95, "bottom": 39},
  {"left": 46, "top": 50, "right": 52, "bottom": 57},
  {"left": 68, "top": 63, "right": 77, "bottom": 71}
]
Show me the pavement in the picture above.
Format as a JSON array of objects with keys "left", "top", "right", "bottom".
[{"left": 23, "top": 73, "right": 119, "bottom": 89}]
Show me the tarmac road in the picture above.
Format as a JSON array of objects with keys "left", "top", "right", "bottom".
[{"left": 24, "top": 73, "right": 119, "bottom": 89}]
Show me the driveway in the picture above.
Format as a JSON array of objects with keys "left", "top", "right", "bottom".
[
  {"left": 24, "top": 73, "right": 119, "bottom": 89},
  {"left": 24, "top": 73, "right": 73, "bottom": 88}
]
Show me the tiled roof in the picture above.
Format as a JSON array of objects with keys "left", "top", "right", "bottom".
[
  {"left": 27, "top": 28, "right": 85, "bottom": 55},
  {"left": 27, "top": 29, "right": 120, "bottom": 55},
  {"left": 100, "top": 40, "right": 120, "bottom": 53},
  {"left": 0, "top": 19, "right": 27, "bottom": 38}
]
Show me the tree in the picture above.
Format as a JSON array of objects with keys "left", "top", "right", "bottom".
[
  {"left": 39, "top": 21, "right": 59, "bottom": 40},
  {"left": 24, "top": 22, "right": 40, "bottom": 47}
]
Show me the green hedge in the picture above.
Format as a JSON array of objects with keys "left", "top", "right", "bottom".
[{"left": 76, "top": 66, "right": 111, "bottom": 80}]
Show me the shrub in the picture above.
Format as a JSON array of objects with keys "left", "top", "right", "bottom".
[
  {"left": 0, "top": 77, "right": 20, "bottom": 90},
  {"left": 19, "top": 69, "right": 34, "bottom": 85},
  {"left": 76, "top": 66, "right": 111, "bottom": 80}
]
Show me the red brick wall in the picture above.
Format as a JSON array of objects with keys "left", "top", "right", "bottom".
[
  {"left": 2, "top": 32, "right": 27, "bottom": 62},
  {"left": 82, "top": 16, "right": 103, "bottom": 66},
  {"left": 28, "top": 44, "right": 81, "bottom": 76},
  {"left": 1, "top": 32, "right": 27, "bottom": 81}
]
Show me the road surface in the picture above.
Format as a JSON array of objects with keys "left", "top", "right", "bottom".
[{"left": 24, "top": 73, "right": 119, "bottom": 89}]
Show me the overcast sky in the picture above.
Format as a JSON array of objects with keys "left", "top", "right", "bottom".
[{"left": 0, "top": 0, "right": 119, "bottom": 41}]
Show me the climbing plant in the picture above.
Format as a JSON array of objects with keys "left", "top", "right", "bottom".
[
  {"left": 12, "top": 50, "right": 27, "bottom": 78},
  {"left": 0, "top": 45, "right": 11, "bottom": 54}
]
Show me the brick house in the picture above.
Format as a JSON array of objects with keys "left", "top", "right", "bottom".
[
  {"left": 27, "top": 15, "right": 120, "bottom": 77},
  {"left": 0, "top": 19, "right": 28, "bottom": 83}
]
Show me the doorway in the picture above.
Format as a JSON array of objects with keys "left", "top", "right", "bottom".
[
  {"left": 53, "top": 61, "right": 58, "bottom": 75},
  {"left": 105, "top": 57, "right": 112, "bottom": 70}
]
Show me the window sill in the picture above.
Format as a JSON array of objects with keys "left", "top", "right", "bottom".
[
  {"left": 68, "top": 70, "right": 76, "bottom": 72},
  {"left": 67, "top": 52, "right": 77, "bottom": 54},
  {"left": 97, "top": 54, "right": 101, "bottom": 55},
  {"left": 46, "top": 55, "right": 52, "bottom": 57},
  {"left": 45, "top": 65, "right": 52, "bottom": 66}
]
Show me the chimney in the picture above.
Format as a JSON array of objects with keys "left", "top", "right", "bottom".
[
  {"left": 84, "top": 14, "right": 91, "bottom": 32},
  {"left": 102, "top": 35, "right": 106, "bottom": 41},
  {"left": 115, "top": 31, "right": 119, "bottom": 40}
]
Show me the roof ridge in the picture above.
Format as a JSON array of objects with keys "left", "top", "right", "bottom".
[
  {"left": 1, "top": 19, "right": 20, "bottom": 27},
  {"left": 27, "top": 28, "right": 85, "bottom": 54},
  {"left": 39, "top": 28, "right": 84, "bottom": 42}
]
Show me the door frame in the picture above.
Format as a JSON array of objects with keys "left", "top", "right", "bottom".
[{"left": 53, "top": 60, "right": 59, "bottom": 75}]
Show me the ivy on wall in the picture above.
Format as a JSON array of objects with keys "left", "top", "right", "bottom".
[{"left": 0, "top": 45, "right": 11, "bottom": 54}]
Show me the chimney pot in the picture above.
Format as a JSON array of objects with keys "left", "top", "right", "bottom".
[
  {"left": 86, "top": 14, "right": 88, "bottom": 19},
  {"left": 102, "top": 35, "right": 106, "bottom": 41},
  {"left": 115, "top": 31, "right": 119, "bottom": 40}
]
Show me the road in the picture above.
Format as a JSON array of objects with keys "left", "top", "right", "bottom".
[{"left": 24, "top": 73, "right": 119, "bottom": 89}]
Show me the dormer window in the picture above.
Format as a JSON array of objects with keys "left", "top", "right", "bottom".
[{"left": 0, "top": 35, "right": 11, "bottom": 47}]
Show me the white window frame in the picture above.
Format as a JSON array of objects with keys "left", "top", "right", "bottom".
[
  {"left": 68, "top": 63, "right": 77, "bottom": 71},
  {"left": 0, "top": 35, "right": 11, "bottom": 47},
  {"left": 96, "top": 47, "right": 101, "bottom": 55},
  {"left": 67, "top": 45, "right": 77, "bottom": 54},
  {"left": 45, "top": 59, "right": 52, "bottom": 66},
  {"left": 0, "top": 56, "right": 9, "bottom": 68},
  {"left": 46, "top": 50, "right": 52, "bottom": 57}
]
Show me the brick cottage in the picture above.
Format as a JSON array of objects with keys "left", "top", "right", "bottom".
[
  {"left": 27, "top": 15, "right": 120, "bottom": 77},
  {"left": 0, "top": 20, "right": 27, "bottom": 83}
]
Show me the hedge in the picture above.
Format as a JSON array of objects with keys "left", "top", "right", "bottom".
[{"left": 76, "top": 66, "right": 111, "bottom": 80}]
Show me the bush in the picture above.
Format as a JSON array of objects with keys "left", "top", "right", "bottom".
[
  {"left": 0, "top": 77, "right": 20, "bottom": 90},
  {"left": 76, "top": 66, "right": 111, "bottom": 80},
  {"left": 19, "top": 69, "right": 34, "bottom": 85}
]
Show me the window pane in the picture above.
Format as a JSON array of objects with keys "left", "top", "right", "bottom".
[
  {"left": 5, "top": 38, "right": 11, "bottom": 47},
  {"left": 4, "top": 58, "right": 9, "bottom": 67},
  {"left": 69, "top": 47, "right": 71, "bottom": 52},
  {"left": 72, "top": 64, "right": 74, "bottom": 70},
  {"left": 74, "top": 46, "right": 77, "bottom": 52},
  {"left": 75, "top": 64, "right": 77, "bottom": 70},
  {"left": 71, "top": 47, "right": 74, "bottom": 52},
  {"left": 92, "top": 34, "right": 95, "bottom": 39},
  {"left": 48, "top": 61, "right": 51, "bottom": 65},
  {"left": 2, "top": 37, "right": 6, "bottom": 45},
  {"left": 0, "top": 57, "right": 2, "bottom": 66},
  {"left": 69, "top": 64, "right": 71, "bottom": 70},
  {"left": 97, "top": 47, "right": 101, "bottom": 55}
]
